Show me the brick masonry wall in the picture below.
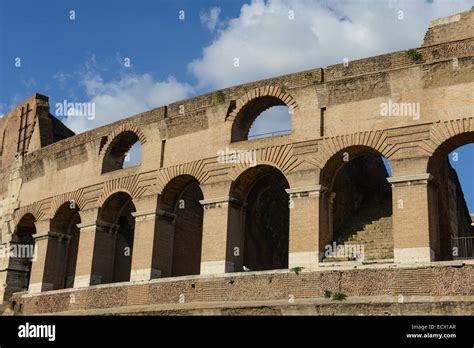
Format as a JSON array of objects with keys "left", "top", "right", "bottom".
[
  {"left": 8, "top": 38, "right": 473, "bottom": 210},
  {"left": 423, "top": 9, "right": 474, "bottom": 47},
  {"left": 11, "top": 264, "right": 474, "bottom": 314}
]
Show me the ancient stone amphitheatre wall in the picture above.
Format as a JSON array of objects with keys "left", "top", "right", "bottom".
[{"left": 1, "top": 9, "right": 473, "bottom": 314}]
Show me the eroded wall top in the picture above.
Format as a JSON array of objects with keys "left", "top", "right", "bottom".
[
  {"left": 423, "top": 7, "right": 474, "bottom": 46},
  {"left": 0, "top": 94, "right": 74, "bottom": 170}
]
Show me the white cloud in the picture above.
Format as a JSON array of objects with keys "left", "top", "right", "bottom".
[
  {"left": 62, "top": 73, "right": 193, "bottom": 133},
  {"left": 53, "top": 72, "right": 69, "bottom": 89},
  {"left": 189, "top": 0, "right": 472, "bottom": 90},
  {"left": 200, "top": 6, "right": 221, "bottom": 31}
]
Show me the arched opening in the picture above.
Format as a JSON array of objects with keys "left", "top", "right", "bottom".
[
  {"left": 231, "top": 96, "right": 291, "bottom": 142},
  {"left": 10, "top": 214, "right": 36, "bottom": 292},
  {"left": 102, "top": 131, "right": 141, "bottom": 173},
  {"left": 428, "top": 133, "right": 474, "bottom": 260},
  {"left": 320, "top": 147, "right": 393, "bottom": 262},
  {"left": 159, "top": 175, "right": 204, "bottom": 277},
  {"left": 50, "top": 203, "right": 81, "bottom": 289},
  {"left": 230, "top": 165, "right": 290, "bottom": 271},
  {"left": 99, "top": 192, "right": 136, "bottom": 283}
]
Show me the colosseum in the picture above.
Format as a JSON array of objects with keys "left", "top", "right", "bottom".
[{"left": 0, "top": 8, "right": 473, "bottom": 315}]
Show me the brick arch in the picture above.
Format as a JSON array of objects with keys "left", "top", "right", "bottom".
[
  {"left": 155, "top": 160, "right": 208, "bottom": 194},
  {"left": 13, "top": 202, "right": 47, "bottom": 226},
  {"left": 158, "top": 174, "right": 202, "bottom": 212},
  {"left": 50, "top": 189, "right": 86, "bottom": 218},
  {"left": 316, "top": 130, "right": 394, "bottom": 189},
  {"left": 226, "top": 85, "right": 299, "bottom": 123},
  {"left": 425, "top": 117, "right": 474, "bottom": 171},
  {"left": 98, "top": 190, "right": 136, "bottom": 221},
  {"left": 229, "top": 163, "right": 290, "bottom": 199},
  {"left": 96, "top": 174, "right": 147, "bottom": 207},
  {"left": 99, "top": 123, "right": 146, "bottom": 158},
  {"left": 315, "top": 130, "right": 392, "bottom": 170},
  {"left": 226, "top": 86, "right": 298, "bottom": 142},
  {"left": 320, "top": 145, "right": 391, "bottom": 190},
  {"left": 227, "top": 144, "right": 302, "bottom": 182}
]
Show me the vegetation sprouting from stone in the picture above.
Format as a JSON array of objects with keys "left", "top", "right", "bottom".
[
  {"left": 405, "top": 49, "right": 422, "bottom": 61},
  {"left": 216, "top": 90, "right": 225, "bottom": 103}
]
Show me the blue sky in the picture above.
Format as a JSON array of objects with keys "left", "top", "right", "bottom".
[{"left": 0, "top": 0, "right": 472, "bottom": 211}]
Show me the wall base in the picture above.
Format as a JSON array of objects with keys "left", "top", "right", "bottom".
[
  {"left": 200, "top": 261, "right": 235, "bottom": 274},
  {"left": 130, "top": 268, "right": 161, "bottom": 282},
  {"left": 394, "top": 247, "right": 434, "bottom": 264}
]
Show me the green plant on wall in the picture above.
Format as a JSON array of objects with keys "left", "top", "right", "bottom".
[
  {"left": 290, "top": 266, "right": 305, "bottom": 275},
  {"left": 332, "top": 292, "right": 347, "bottom": 301},
  {"left": 216, "top": 90, "right": 225, "bottom": 103},
  {"left": 405, "top": 49, "right": 422, "bottom": 61},
  {"left": 324, "top": 290, "right": 332, "bottom": 299},
  {"left": 323, "top": 290, "right": 347, "bottom": 301}
]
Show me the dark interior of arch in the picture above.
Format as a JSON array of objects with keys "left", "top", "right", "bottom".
[
  {"left": 331, "top": 154, "right": 393, "bottom": 261},
  {"left": 99, "top": 192, "right": 136, "bottom": 284},
  {"left": 160, "top": 175, "right": 204, "bottom": 277},
  {"left": 101, "top": 131, "right": 140, "bottom": 173},
  {"left": 10, "top": 214, "right": 36, "bottom": 293},
  {"left": 320, "top": 146, "right": 382, "bottom": 188},
  {"left": 159, "top": 175, "right": 198, "bottom": 210},
  {"left": 427, "top": 133, "right": 474, "bottom": 260},
  {"left": 232, "top": 166, "right": 290, "bottom": 271},
  {"left": 231, "top": 96, "right": 286, "bottom": 142},
  {"left": 173, "top": 181, "right": 204, "bottom": 276},
  {"left": 14, "top": 214, "right": 36, "bottom": 243},
  {"left": 51, "top": 203, "right": 81, "bottom": 289}
]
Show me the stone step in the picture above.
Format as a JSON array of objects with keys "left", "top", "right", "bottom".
[
  {"left": 391, "top": 269, "right": 435, "bottom": 295},
  {"left": 345, "top": 239, "right": 393, "bottom": 245},
  {"left": 332, "top": 200, "right": 394, "bottom": 261}
]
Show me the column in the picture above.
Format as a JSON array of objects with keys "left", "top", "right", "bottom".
[
  {"left": 130, "top": 206, "right": 176, "bottom": 281},
  {"left": 199, "top": 196, "right": 244, "bottom": 275},
  {"left": 29, "top": 228, "right": 70, "bottom": 293},
  {"left": 286, "top": 185, "right": 328, "bottom": 270},
  {"left": 388, "top": 174, "right": 436, "bottom": 264}
]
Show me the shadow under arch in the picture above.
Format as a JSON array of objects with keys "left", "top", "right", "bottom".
[
  {"left": 49, "top": 202, "right": 81, "bottom": 289},
  {"left": 96, "top": 191, "right": 136, "bottom": 284},
  {"left": 229, "top": 164, "right": 290, "bottom": 272},
  {"left": 8, "top": 213, "right": 36, "bottom": 295},
  {"left": 158, "top": 174, "right": 204, "bottom": 277}
]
